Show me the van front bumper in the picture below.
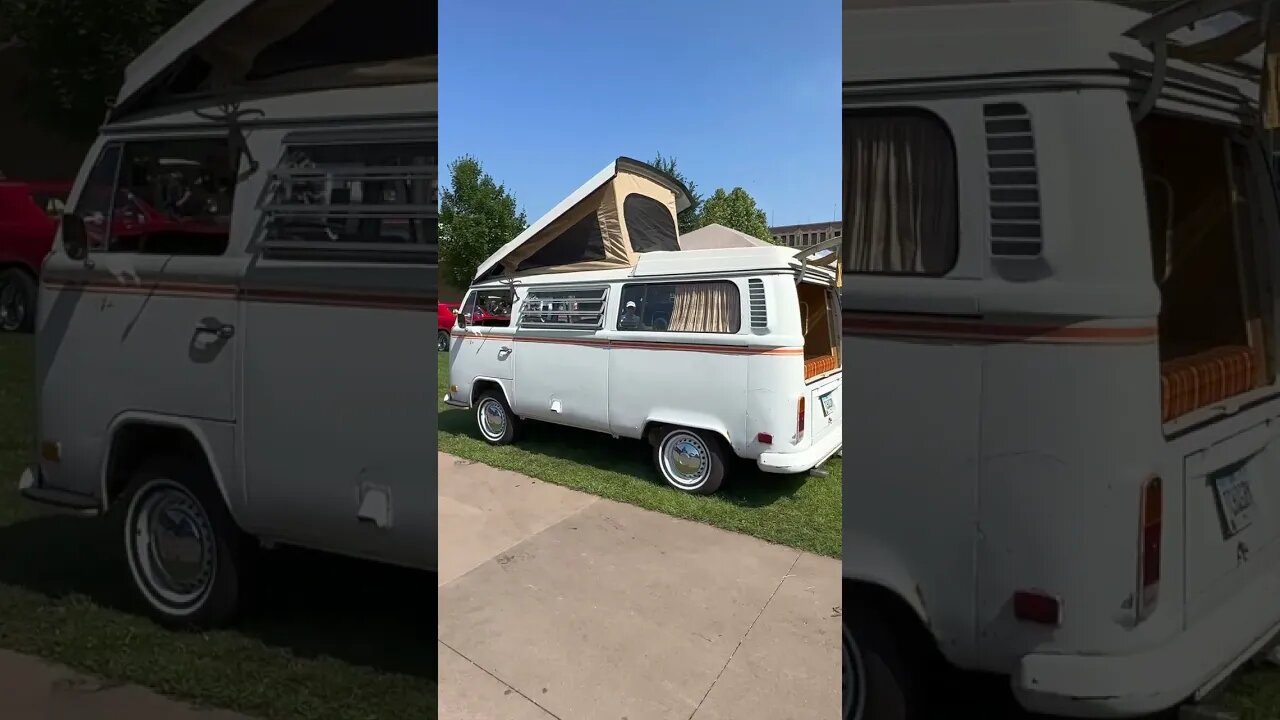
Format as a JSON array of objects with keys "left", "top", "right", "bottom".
[
  {"left": 756, "top": 422, "right": 842, "bottom": 475},
  {"left": 1013, "top": 562, "right": 1280, "bottom": 717},
  {"left": 442, "top": 392, "right": 469, "bottom": 409},
  {"left": 17, "top": 465, "right": 100, "bottom": 516}
]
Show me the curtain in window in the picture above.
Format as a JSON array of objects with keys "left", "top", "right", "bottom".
[
  {"left": 666, "top": 284, "right": 740, "bottom": 333},
  {"left": 844, "top": 114, "right": 957, "bottom": 273}
]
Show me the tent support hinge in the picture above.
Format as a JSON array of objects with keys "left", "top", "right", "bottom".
[{"left": 1134, "top": 38, "right": 1170, "bottom": 124}]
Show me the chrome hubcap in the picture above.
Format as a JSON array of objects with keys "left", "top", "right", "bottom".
[
  {"left": 479, "top": 399, "right": 507, "bottom": 439},
  {"left": 130, "top": 483, "right": 215, "bottom": 607},
  {"left": 843, "top": 623, "right": 865, "bottom": 720},
  {"left": 661, "top": 432, "right": 709, "bottom": 488}
]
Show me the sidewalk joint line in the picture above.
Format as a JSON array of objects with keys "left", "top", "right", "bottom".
[
  {"left": 687, "top": 552, "right": 803, "bottom": 720},
  {"left": 440, "top": 640, "right": 564, "bottom": 720}
]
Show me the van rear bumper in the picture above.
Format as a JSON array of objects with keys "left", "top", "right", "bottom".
[
  {"left": 1012, "top": 562, "right": 1280, "bottom": 717},
  {"left": 756, "top": 421, "right": 842, "bottom": 475}
]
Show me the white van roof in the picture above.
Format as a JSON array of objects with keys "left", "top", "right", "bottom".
[
  {"left": 112, "top": 0, "right": 435, "bottom": 122},
  {"left": 843, "top": 0, "right": 1261, "bottom": 86}
]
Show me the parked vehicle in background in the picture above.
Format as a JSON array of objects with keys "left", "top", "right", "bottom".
[
  {"left": 843, "top": 1, "right": 1280, "bottom": 718},
  {"left": 445, "top": 157, "right": 842, "bottom": 494},
  {"left": 438, "top": 301, "right": 459, "bottom": 350},
  {"left": 17, "top": 0, "right": 437, "bottom": 629},
  {"left": 0, "top": 180, "right": 71, "bottom": 332}
]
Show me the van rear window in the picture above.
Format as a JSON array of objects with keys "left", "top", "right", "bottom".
[{"left": 844, "top": 108, "right": 958, "bottom": 275}]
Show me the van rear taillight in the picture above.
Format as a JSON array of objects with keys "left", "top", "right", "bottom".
[
  {"left": 1137, "top": 475, "right": 1162, "bottom": 621},
  {"left": 1013, "top": 590, "right": 1061, "bottom": 626},
  {"left": 796, "top": 397, "right": 805, "bottom": 436}
]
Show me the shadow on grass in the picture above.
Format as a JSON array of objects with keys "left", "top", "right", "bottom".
[
  {"left": 0, "top": 510, "right": 435, "bottom": 682},
  {"left": 438, "top": 407, "right": 812, "bottom": 508}
]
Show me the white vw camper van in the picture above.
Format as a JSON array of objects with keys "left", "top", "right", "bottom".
[
  {"left": 16, "top": 0, "right": 436, "bottom": 628},
  {"left": 843, "top": 1, "right": 1280, "bottom": 718},
  {"left": 444, "top": 158, "right": 842, "bottom": 494}
]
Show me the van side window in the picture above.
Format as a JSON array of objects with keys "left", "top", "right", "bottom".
[
  {"left": 844, "top": 109, "right": 958, "bottom": 274},
  {"left": 520, "top": 287, "right": 608, "bottom": 329},
  {"left": 617, "top": 281, "right": 741, "bottom": 334},
  {"left": 462, "top": 288, "right": 513, "bottom": 328},
  {"left": 263, "top": 139, "right": 436, "bottom": 260},
  {"left": 83, "top": 138, "right": 234, "bottom": 256},
  {"left": 73, "top": 145, "right": 123, "bottom": 252}
]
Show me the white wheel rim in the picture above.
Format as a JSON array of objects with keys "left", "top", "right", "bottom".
[
  {"left": 477, "top": 398, "right": 507, "bottom": 441},
  {"left": 659, "top": 431, "right": 710, "bottom": 489},
  {"left": 844, "top": 622, "right": 865, "bottom": 720},
  {"left": 124, "top": 479, "right": 216, "bottom": 615}
]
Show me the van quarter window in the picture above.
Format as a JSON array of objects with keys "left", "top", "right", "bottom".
[
  {"left": 462, "top": 288, "right": 513, "bottom": 327},
  {"left": 616, "top": 281, "right": 741, "bottom": 334},
  {"left": 90, "top": 138, "right": 235, "bottom": 256},
  {"left": 844, "top": 108, "right": 958, "bottom": 275},
  {"left": 520, "top": 287, "right": 608, "bottom": 329},
  {"left": 264, "top": 140, "right": 436, "bottom": 257}
]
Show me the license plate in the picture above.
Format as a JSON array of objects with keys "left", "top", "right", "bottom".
[
  {"left": 1215, "top": 470, "right": 1256, "bottom": 537},
  {"left": 820, "top": 391, "right": 835, "bottom": 417}
]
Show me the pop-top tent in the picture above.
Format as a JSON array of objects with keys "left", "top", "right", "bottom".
[
  {"left": 677, "top": 223, "right": 775, "bottom": 250},
  {"left": 474, "top": 157, "right": 693, "bottom": 282},
  {"left": 110, "top": 0, "right": 435, "bottom": 123}
]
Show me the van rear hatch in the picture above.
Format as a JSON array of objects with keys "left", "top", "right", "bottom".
[{"left": 806, "top": 372, "right": 841, "bottom": 445}]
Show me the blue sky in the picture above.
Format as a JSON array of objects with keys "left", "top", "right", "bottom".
[{"left": 439, "top": 0, "right": 840, "bottom": 227}]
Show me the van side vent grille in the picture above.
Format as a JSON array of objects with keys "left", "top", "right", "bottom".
[
  {"left": 983, "top": 102, "right": 1043, "bottom": 258},
  {"left": 748, "top": 279, "right": 767, "bottom": 329}
]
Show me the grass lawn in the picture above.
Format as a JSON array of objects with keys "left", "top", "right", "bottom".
[
  {"left": 0, "top": 334, "right": 435, "bottom": 720},
  {"left": 437, "top": 355, "right": 842, "bottom": 558}
]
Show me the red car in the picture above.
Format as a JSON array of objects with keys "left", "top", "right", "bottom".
[
  {"left": 438, "top": 302, "right": 460, "bottom": 351},
  {"left": 0, "top": 180, "right": 72, "bottom": 332}
]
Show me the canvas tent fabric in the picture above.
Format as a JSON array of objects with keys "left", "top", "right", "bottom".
[
  {"left": 474, "top": 158, "right": 689, "bottom": 281},
  {"left": 678, "top": 223, "right": 775, "bottom": 250}
]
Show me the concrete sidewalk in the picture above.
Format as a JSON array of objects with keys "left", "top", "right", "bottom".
[
  {"left": 0, "top": 648, "right": 252, "bottom": 720},
  {"left": 437, "top": 452, "right": 841, "bottom": 720}
]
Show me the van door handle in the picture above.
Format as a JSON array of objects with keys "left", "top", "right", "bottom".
[
  {"left": 499, "top": 346, "right": 512, "bottom": 353},
  {"left": 196, "top": 321, "right": 235, "bottom": 340}
]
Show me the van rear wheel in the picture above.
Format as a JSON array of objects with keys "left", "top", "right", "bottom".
[
  {"left": 843, "top": 600, "right": 924, "bottom": 720},
  {"left": 118, "top": 455, "right": 249, "bottom": 629},
  {"left": 476, "top": 390, "right": 520, "bottom": 445},
  {"left": 653, "top": 427, "right": 726, "bottom": 494}
]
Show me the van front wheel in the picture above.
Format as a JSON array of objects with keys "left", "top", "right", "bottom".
[
  {"left": 654, "top": 427, "right": 726, "bottom": 494},
  {"left": 476, "top": 390, "right": 520, "bottom": 445},
  {"left": 119, "top": 456, "right": 248, "bottom": 629}
]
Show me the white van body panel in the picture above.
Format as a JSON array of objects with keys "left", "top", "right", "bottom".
[
  {"left": 24, "top": 22, "right": 437, "bottom": 574},
  {"left": 844, "top": 1, "right": 1280, "bottom": 716}
]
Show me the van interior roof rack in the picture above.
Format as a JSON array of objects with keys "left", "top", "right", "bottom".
[{"left": 1123, "top": 0, "right": 1277, "bottom": 124}]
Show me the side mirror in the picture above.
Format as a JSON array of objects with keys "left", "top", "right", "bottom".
[
  {"left": 455, "top": 310, "right": 467, "bottom": 329},
  {"left": 61, "top": 213, "right": 89, "bottom": 261}
]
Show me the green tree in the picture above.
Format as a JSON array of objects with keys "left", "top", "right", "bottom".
[
  {"left": 650, "top": 152, "right": 702, "bottom": 234},
  {"left": 0, "top": 0, "right": 201, "bottom": 139},
  {"left": 698, "top": 187, "right": 775, "bottom": 244},
  {"left": 440, "top": 155, "right": 528, "bottom": 289}
]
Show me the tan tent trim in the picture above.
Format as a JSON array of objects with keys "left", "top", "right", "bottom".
[{"left": 607, "top": 171, "right": 680, "bottom": 261}]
